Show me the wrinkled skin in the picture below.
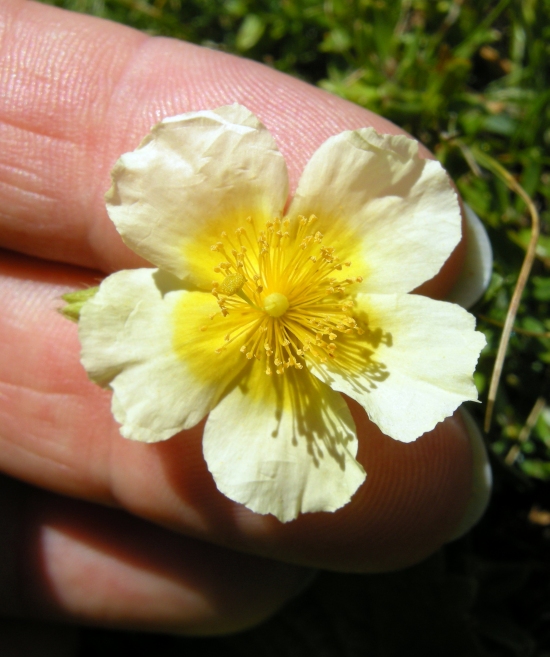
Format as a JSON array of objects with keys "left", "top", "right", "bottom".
[{"left": 0, "top": 1, "right": 473, "bottom": 653}]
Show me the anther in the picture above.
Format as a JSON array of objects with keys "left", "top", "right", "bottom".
[{"left": 218, "top": 272, "right": 246, "bottom": 296}]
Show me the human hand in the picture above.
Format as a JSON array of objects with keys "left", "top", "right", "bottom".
[{"left": 0, "top": 0, "right": 489, "bottom": 647}]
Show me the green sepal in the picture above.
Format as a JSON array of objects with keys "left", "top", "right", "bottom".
[{"left": 60, "top": 286, "right": 99, "bottom": 322}]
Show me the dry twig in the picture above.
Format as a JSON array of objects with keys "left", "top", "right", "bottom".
[
  {"left": 469, "top": 146, "right": 540, "bottom": 433},
  {"left": 505, "top": 396, "right": 547, "bottom": 465}
]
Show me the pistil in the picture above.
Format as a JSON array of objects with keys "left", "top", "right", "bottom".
[{"left": 263, "top": 292, "right": 289, "bottom": 317}]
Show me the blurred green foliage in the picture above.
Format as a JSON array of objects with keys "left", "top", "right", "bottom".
[{"left": 37, "top": 1, "right": 550, "bottom": 654}]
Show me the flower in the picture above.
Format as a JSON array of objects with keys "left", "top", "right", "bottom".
[{"left": 78, "top": 104, "right": 485, "bottom": 522}]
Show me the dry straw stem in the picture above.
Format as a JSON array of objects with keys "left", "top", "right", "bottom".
[
  {"left": 505, "top": 396, "right": 547, "bottom": 466},
  {"left": 477, "top": 314, "right": 550, "bottom": 340},
  {"left": 469, "top": 145, "right": 540, "bottom": 433}
]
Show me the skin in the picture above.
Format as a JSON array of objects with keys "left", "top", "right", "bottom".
[{"left": 0, "top": 0, "right": 473, "bottom": 648}]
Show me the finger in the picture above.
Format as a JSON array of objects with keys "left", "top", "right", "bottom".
[
  {"left": 0, "top": 474, "right": 311, "bottom": 634},
  {"left": 0, "top": 0, "right": 464, "bottom": 297},
  {"left": 0, "top": 251, "right": 475, "bottom": 571}
]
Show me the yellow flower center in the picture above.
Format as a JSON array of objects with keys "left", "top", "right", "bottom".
[
  {"left": 210, "top": 214, "right": 363, "bottom": 375},
  {"left": 263, "top": 292, "right": 289, "bottom": 318}
]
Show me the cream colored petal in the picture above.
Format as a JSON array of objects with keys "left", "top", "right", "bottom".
[
  {"left": 310, "top": 293, "right": 486, "bottom": 443},
  {"left": 203, "top": 364, "right": 365, "bottom": 522},
  {"left": 287, "top": 129, "right": 461, "bottom": 294},
  {"left": 79, "top": 269, "right": 248, "bottom": 442},
  {"left": 106, "top": 104, "right": 288, "bottom": 289}
]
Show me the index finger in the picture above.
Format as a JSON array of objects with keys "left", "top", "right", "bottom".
[{"left": 0, "top": 0, "right": 463, "bottom": 296}]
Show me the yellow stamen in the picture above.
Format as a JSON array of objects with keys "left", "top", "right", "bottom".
[{"left": 210, "top": 215, "right": 363, "bottom": 374}]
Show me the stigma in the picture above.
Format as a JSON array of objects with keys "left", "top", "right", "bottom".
[
  {"left": 263, "top": 292, "right": 289, "bottom": 317},
  {"left": 210, "top": 215, "right": 363, "bottom": 375}
]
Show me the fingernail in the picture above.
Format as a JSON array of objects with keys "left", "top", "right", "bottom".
[
  {"left": 447, "top": 408, "right": 492, "bottom": 541},
  {"left": 446, "top": 204, "right": 493, "bottom": 310}
]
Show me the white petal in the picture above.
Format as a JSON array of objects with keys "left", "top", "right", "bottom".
[
  {"left": 79, "top": 269, "right": 247, "bottom": 442},
  {"left": 203, "top": 364, "right": 366, "bottom": 522},
  {"left": 287, "top": 128, "right": 461, "bottom": 293},
  {"left": 446, "top": 204, "right": 493, "bottom": 309},
  {"left": 310, "top": 293, "right": 486, "bottom": 443},
  {"left": 106, "top": 104, "right": 288, "bottom": 289}
]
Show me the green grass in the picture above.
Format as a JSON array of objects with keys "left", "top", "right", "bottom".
[{"left": 37, "top": 1, "right": 550, "bottom": 655}]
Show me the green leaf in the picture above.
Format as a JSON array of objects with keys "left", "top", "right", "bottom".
[
  {"left": 235, "top": 14, "right": 265, "bottom": 51},
  {"left": 533, "top": 277, "right": 550, "bottom": 302},
  {"left": 60, "top": 286, "right": 99, "bottom": 322}
]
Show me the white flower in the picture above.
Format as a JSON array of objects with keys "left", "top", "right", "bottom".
[{"left": 78, "top": 104, "right": 485, "bottom": 522}]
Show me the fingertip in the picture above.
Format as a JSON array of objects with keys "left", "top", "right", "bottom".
[
  {"left": 2, "top": 0, "right": 469, "bottom": 301},
  {"left": 231, "top": 405, "right": 477, "bottom": 573},
  {"left": 17, "top": 488, "right": 312, "bottom": 635},
  {"left": 445, "top": 409, "right": 492, "bottom": 541},
  {"left": 412, "top": 218, "right": 467, "bottom": 299},
  {"left": 342, "top": 405, "right": 475, "bottom": 571},
  {"left": 446, "top": 204, "right": 493, "bottom": 309}
]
